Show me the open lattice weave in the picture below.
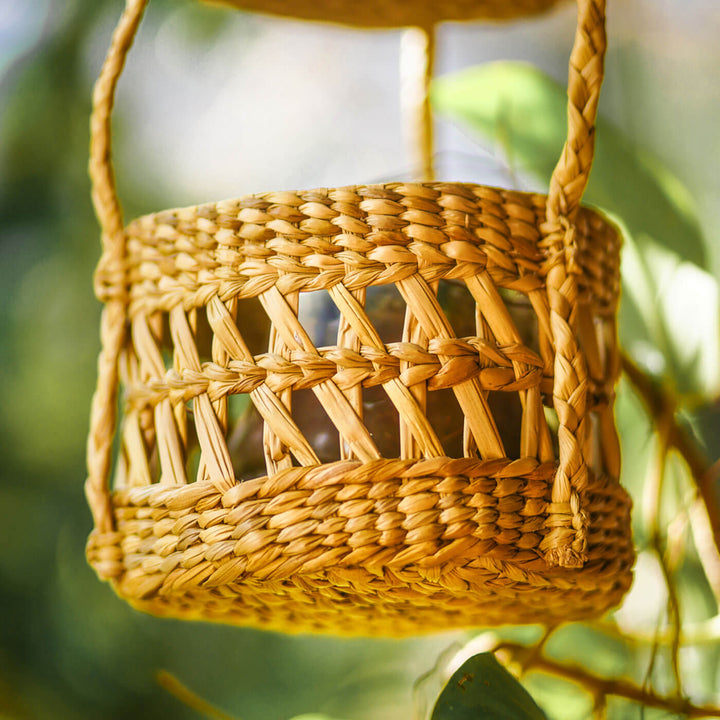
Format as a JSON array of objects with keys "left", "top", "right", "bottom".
[{"left": 85, "top": 0, "right": 634, "bottom": 635}]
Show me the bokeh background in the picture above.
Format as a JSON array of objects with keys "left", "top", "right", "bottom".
[{"left": 2, "top": 0, "right": 720, "bottom": 718}]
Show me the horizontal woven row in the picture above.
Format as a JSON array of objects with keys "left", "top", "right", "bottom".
[
  {"left": 87, "top": 458, "right": 633, "bottom": 634},
  {"left": 110, "top": 185, "right": 620, "bottom": 316},
  {"left": 126, "top": 338, "right": 548, "bottom": 408}
]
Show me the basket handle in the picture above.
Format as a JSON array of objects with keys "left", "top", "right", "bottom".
[
  {"left": 543, "top": 0, "right": 606, "bottom": 568},
  {"left": 547, "top": 0, "right": 605, "bottom": 223},
  {"left": 85, "top": 0, "right": 148, "bottom": 540}
]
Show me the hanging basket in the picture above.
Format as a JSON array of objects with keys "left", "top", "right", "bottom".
[
  {"left": 208, "top": 0, "right": 564, "bottom": 27},
  {"left": 85, "top": 0, "right": 634, "bottom": 636}
]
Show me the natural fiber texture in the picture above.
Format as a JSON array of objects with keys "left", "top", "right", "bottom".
[
  {"left": 208, "top": 0, "right": 564, "bottom": 27},
  {"left": 85, "top": 0, "right": 634, "bottom": 635},
  {"left": 87, "top": 458, "right": 632, "bottom": 635},
  {"left": 86, "top": 0, "right": 147, "bottom": 534}
]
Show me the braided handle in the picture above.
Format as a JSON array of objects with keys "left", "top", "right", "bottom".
[
  {"left": 88, "top": 0, "right": 605, "bottom": 259},
  {"left": 542, "top": 0, "right": 607, "bottom": 568},
  {"left": 548, "top": 0, "right": 606, "bottom": 223},
  {"left": 86, "top": 0, "right": 148, "bottom": 542}
]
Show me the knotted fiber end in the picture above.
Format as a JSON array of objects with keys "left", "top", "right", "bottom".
[{"left": 544, "top": 546, "right": 587, "bottom": 569}]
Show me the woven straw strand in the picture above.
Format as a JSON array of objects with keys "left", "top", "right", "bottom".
[
  {"left": 328, "top": 284, "right": 445, "bottom": 457},
  {"left": 131, "top": 313, "right": 188, "bottom": 486},
  {"left": 465, "top": 273, "right": 552, "bottom": 461},
  {"left": 89, "top": 177, "right": 628, "bottom": 629},
  {"left": 260, "top": 285, "right": 383, "bottom": 462},
  {"left": 84, "top": 455, "right": 633, "bottom": 634},
  {"left": 397, "top": 274, "right": 506, "bottom": 459},
  {"left": 206, "top": 295, "right": 321, "bottom": 466},
  {"left": 547, "top": 0, "right": 606, "bottom": 223}
]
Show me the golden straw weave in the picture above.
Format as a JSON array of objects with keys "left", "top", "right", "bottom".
[
  {"left": 85, "top": 0, "right": 634, "bottom": 636},
  {"left": 209, "top": 0, "right": 563, "bottom": 27}
]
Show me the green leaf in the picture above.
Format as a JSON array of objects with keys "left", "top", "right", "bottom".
[
  {"left": 431, "top": 653, "right": 546, "bottom": 720},
  {"left": 432, "top": 61, "right": 707, "bottom": 269}
]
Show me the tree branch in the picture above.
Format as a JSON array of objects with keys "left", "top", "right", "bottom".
[{"left": 494, "top": 641, "right": 720, "bottom": 718}]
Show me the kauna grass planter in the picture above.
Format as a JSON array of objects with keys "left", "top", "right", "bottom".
[{"left": 85, "top": 0, "right": 634, "bottom": 635}]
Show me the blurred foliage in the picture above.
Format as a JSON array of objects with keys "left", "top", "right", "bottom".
[
  {"left": 432, "top": 62, "right": 707, "bottom": 267},
  {"left": 1, "top": 1, "right": 719, "bottom": 719}
]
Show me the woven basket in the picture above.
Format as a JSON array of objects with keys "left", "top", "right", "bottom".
[
  {"left": 85, "top": 0, "right": 634, "bottom": 636},
  {"left": 209, "top": 0, "right": 564, "bottom": 27}
]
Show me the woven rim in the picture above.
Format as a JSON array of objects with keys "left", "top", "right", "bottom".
[{"left": 208, "top": 0, "right": 564, "bottom": 27}]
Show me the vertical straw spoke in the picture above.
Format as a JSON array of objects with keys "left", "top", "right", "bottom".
[
  {"left": 264, "top": 311, "right": 296, "bottom": 475},
  {"left": 335, "top": 288, "right": 365, "bottom": 460},
  {"left": 117, "top": 347, "right": 149, "bottom": 489},
  {"left": 400, "top": 307, "right": 431, "bottom": 459},
  {"left": 465, "top": 273, "right": 553, "bottom": 462},
  {"left": 328, "top": 283, "right": 444, "bottom": 458},
  {"left": 397, "top": 274, "right": 505, "bottom": 459},
  {"left": 132, "top": 314, "right": 187, "bottom": 485},
  {"left": 259, "top": 286, "right": 381, "bottom": 462},
  {"left": 206, "top": 295, "right": 319, "bottom": 468},
  {"left": 169, "top": 305, "right": 235, "bottom": 492}
]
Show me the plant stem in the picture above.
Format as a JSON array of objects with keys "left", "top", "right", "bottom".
[
  {"left": 642, "top": 406, "right": 682, "bottom": 693},
  {"left": 593, "top": 616, "right": 720, "bottom": 647},
  {"left": 156, "top": 671, "right": 239, "bottom": 720},
  {"left": 494, "top": 642, "right": 720, "bottom": 718}
]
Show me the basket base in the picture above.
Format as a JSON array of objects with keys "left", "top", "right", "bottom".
[
  {"left": 87, "top": 459, "right": 634, "bottom": 636},
  {"left": 116, "top": 560, "right": 633, "bottom": 636}
]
